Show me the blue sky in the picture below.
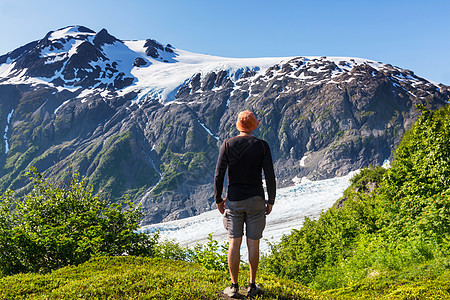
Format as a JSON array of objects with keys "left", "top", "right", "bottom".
[{"left": 1, "top": 0, "right": 449, "bottom": 85}]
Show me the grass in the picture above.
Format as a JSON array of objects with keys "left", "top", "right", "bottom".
[
  {"left": 326, "top": 258, "right": 450, "bottom": 299},
  {"left": 0, "top": 256, "right": 326, "bottom": 300},
  {"left": 1, "top": 255, "right": 449, "bottom": 300},
  {"left": 0, "top": 256, "right": 450, "bottom": 300},
  {"left": 3, "top": 255, "right": 448, "bottom": 299}
]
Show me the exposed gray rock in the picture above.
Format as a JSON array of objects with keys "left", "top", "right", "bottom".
[{"left": 133, "top": 57, "right": 147, "bottom": 67}]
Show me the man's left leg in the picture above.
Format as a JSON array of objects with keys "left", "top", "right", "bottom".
[
  {"left": 222, "top": 200, "right": 245, "bottom": 297},
  {"left": 228, "top": 237, "right": 242, "bottom": 284},
  {"left": 245, "top": 196, "right": 265, "bottom": 297}
]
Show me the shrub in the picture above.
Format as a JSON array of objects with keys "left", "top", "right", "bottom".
[
  {"left": 347, "top": 165, "right": 386, "bottom": 194},
  {"left": 191, "top": 233, "right": 229, "bottom": 271},
  {"left": 261, "top": 104, "right": 450, "bottom": 290},
  {"left": 261, "top": 191, "right": 379, "bottom": 285},
  {"left": 153, "top": 236, "right": 194, "bottom": 261},
  {"left": 0, "top": 167, "right": 157, "bottom": 276},
  {"left": 377, "top": 105, "right": 450, "bottom": 241}
]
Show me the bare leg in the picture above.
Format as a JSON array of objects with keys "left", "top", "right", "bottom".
[
  {"left": 247, "top": 237, "right": 260, "bottom": 283},
  {"left": 228, "top": 237, "right": 242, "bottom": 284}
]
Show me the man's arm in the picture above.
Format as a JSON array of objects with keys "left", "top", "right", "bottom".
[
  {"left": 214, "top": 141, "right": 228, "bottom": 213},
  {"left": 263, "top": 142, "right": 276, "bottom": 205}
]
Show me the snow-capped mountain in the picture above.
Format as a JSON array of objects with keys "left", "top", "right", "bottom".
[
  {"left": 0, "top": 26, "right": 449, "bottom": 224},
  {"left": 2, "top": 25, "right": 446, "bottom": 106}
]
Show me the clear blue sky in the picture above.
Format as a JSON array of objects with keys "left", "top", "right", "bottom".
[{"left": 1, "top": 0, "right": 449, "bottom": 85}]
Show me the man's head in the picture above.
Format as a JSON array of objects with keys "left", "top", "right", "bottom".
[{"left": 236, "top": 110, "right": 259, "bottom": 133}]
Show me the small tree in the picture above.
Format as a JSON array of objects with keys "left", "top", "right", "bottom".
[
  {"left": 0, "top": 167, "right": 157, "bottom": 275},
  {"left": 192, "top": 233, "right": 229, "bottom": 271}
]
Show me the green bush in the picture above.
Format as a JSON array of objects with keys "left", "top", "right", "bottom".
[
  {"left": 191, "top": 233, "right": 229, "bottom": 271},
  {"left": 0, "top": 167, "right": 157, "bottom": 276},
  {"left": 261, "top": 191, "right": 379, "bottom": 285},
  {"left": 261, "top": 104, "right": 450, "bottom": 292},
  {"left": 152, "top": 235, "right": 194, "bottom": 262},
  {"left": 347, "top": 165, "right": 386, "bottom": 194},
  {"left": 376, "top": 105, "right": 450, "bottom": 241}
]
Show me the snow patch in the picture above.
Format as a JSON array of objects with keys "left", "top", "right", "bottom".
[
  {"left": 41, "top": 38, "right": 80, "bottom": 59},
  {"left": 392, "top": 82, "right": 417, "bottom": 98},
  {"left": 0, "top": 60, "right": 16, "bottom": 77},
  {"left": 54, "top": 99, "right": 72, "bottom": 114},
  {"left": 140, "top": 146, "right": 163, "bottom": 205},
  {"left": 3, "top": 109, "right": 14, "bottom": 154},
  {"left": 44, "top": 55, "right": 66, "bottom": 65},
  {"left": 291, "top": 175, "right": 302, "bottom": 185},
  {"left": 48, "top": 26, "right": 95, "bottom": 41},
  {"left": 198, "top": 119, "right": 219, "bottom": 141},
  {"left": 300, "top": 155, "right": 308, "bottom": 167}
]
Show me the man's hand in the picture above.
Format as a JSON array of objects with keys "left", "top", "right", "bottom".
[
  {"left": 216, "top": 198, "right": 225, "bottom": 214},
  {"left": 265, "top": 203, "right": 273, "bottom": 215}
]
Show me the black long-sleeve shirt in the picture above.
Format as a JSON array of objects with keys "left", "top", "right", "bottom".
[{"left": 214, "top": 135, "right": 276, "bottom": 205}]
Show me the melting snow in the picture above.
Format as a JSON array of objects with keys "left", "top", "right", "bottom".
[
  {"left": 300, "top": 155, "right": 308, "bottom": 167},
  {"left": 198, "top": 119, "right": 219, "bottom": 141},
  {"left": 392, "top": 82, "right": 417, "bottom": 98},
  {"left": 54, "top": 99, "right": 72, "bottom": 114},
  {"left": 3, "top": 109, "right": 14, "bottom": 153},
  {"left": 40, "top": 38, "right": 80, "bottom": 58}
]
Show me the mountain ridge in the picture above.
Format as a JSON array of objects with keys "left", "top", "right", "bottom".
[{"left": 0, "top": 25, "right": 449, "bottom": 224}]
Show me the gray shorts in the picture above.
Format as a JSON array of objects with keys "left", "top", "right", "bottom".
[{"left": 223, "top": 196, "right": 266, "bottom": 240}]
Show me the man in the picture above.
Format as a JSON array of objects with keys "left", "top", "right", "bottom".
[{"left": 214, "top": 110, "right": 276, "bottom": 298}]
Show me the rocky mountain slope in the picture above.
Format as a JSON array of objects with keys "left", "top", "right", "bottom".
[{"left": 0, "top": 26, "right": 449, "bottom": 224}]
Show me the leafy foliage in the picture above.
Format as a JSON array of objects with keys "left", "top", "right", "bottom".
[
  {"left": 191, "top": 233, "right": 229, "bottom": 271},
  {"left": 377, "top": 105, "right": 450, "bottom": 241},
  {"left": 152, "top": 235, "right": 194, "bottom": 262},
  {"left": 149, "top": 233, "right": 229, "bottom": 271},
  {"left": 0, "top": 168, "right": 157, "bottom": 275},
  {"left": 261, "top": 104, "right": 450, "bottom": 292},
  {"left": 261, "top": 190, "right": 380, "bottom": 284},
  {"left": 347, "top": 165, "right": 386, "bottom": 194}
]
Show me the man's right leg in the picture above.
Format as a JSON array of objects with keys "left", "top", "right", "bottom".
[
  {"left": 246, "top": 237, "right": 260, "bottom": 284},
  {"left": 228, "top": 236, "right": 242, "bottom": 284}
]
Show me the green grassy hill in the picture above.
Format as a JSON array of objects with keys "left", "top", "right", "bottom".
[
  {"left": 0, "top": 256, "right": 325, "bottom": 299},
  {"left": 1, "top": 255, "right": 449, "bottom": 299}
]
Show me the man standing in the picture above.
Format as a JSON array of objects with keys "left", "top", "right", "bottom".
[{"left": 214, "top": 110, "right": 276, "bottom": 298}]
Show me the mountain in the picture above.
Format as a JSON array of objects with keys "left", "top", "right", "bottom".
[{"left": 0, "top": 25, "right": 449, "bottom": 224}]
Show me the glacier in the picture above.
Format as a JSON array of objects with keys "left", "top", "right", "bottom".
[{"left": 140, "top": 171, "right": 357, "bottom": 260}]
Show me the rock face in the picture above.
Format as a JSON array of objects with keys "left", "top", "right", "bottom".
[
  {"left": 133, "top": 57, "right": 147, "bottom": 67},
  {"left": 0, "top": 26, "right": 449, "bottom": 225}
]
